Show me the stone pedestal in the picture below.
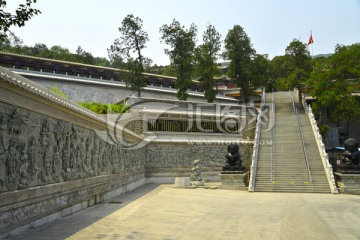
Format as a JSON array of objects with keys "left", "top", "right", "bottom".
[
  {"left": 174, "top": 177, "right": 190, "bottom": 188},
  {"left": 190, "top": 180, "right": 204, "bottom": 186},
  {"left": 334, "top": 172, "right": 360, "bottom": 194},
  {"left": 219, "top": 173, "right": 246, "bottom": 190},
  {"left": 337, "top": 164, "right": 360, "bottom": 174},
  {"left": 221, "top": 166, "right": 245, "bottom": 174}
]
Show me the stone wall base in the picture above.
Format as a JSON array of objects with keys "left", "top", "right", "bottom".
[
  {"left": 0, "top": 172, "right": 145, "bottom": 239},
  {"left": 334, "top": 172, "right": 360, "bottom": 194},
  {"left": 219, "top": 173, "right": 247, "bottom": 190},
  {"left": 146, "top": 167, "right": 222, "bottom": 183}
]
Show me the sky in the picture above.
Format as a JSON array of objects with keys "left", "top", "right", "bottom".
[{"left": 5, "top": 0, "right": 360, "bottom": 66}]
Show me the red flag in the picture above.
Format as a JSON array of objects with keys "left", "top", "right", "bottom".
[{"left": 308, "top": 33, "right": 314, "bottom": 45}]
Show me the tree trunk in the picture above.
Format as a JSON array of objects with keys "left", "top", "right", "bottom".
[
  {"left": 298, "top": 88, "right": 303, "bottom": 108},
  {"left": 346, "top": 118, "right": 351, "bottom": 137},
  {"left": 239, "top": 88, "right": 245, "bottom": 104}
]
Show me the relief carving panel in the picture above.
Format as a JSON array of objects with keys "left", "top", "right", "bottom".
[{"left": 0, "top": 102, "right": 146, "bottom": 193}]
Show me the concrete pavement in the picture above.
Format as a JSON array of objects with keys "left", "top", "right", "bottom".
[{"left": 6, "top": 183, "right": 360, "bottom": 240}]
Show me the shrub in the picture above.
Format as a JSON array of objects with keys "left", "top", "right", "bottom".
[
  {"left": 78, "top": 102, "right": 130, "bottom": 114},
  {"left": 50, "top": 85, "right": 69, "bottom": 99}
]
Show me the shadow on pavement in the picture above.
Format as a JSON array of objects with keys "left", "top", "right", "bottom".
[{"left": 6, "top": 184, "right": 161, "bottom": 240}]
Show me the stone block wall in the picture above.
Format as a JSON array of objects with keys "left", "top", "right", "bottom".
[
  {"left": 145, "top": 142, "right": 253, "bottom": 182},
  {"left": 334, "top": 173, "right": 360, "bottom": 194}
]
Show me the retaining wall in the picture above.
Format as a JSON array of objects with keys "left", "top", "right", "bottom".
[{"left": 0, "top": 67, "right": 146, "bottom": 238}]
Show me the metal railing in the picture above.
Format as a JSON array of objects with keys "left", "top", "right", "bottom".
[
  {"left": 290, "top": 91, "right": 313, "bottom": 184},
  {"left": 295, "top": 108, "right": 313, "bottom": 184},
  {"left": 248, "top": 90, "right": 266, "bottom": 192}
]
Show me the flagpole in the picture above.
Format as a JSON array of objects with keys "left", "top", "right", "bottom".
[
  {"left": 311, "top": 42, "right": 313, "bottom": 57},
  {"left": 308, "top": 31, "right": 314, "bottom": 57},
  {"left": 311, "top": 31, "right": 313, "bottom": 57}
]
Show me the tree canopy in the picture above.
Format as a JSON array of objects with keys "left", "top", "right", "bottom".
[
  {"left": 307, "top": 43, "right": 360, "bottom": 134},
  {"left": 0, "top": 35, "right": 110, "bottom": 66},
  {"left": 160, "top": 19, "right": 197, "bottom": 100},
  {"left": 194, "top": 24, "right": 221, "bottom": 103},
  {"left": 108, "top": 14, "right": 151, "bottom": 97},
  {"left": 223, "top": 25, "right": 255, "bottom": 103},
  {"left": 0, "top": 0, "right": 41, "bottom": 40}
]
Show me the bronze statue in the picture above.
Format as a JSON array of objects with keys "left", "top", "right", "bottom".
[
  {"left": 338, "top": 138, "right": 360, "bottom": 174},
  {"left": 342, "top": 138, "right": 360, "bottom": 165},
  {"left": 225, "top": 143, "right": 242, "bottom": 167}
]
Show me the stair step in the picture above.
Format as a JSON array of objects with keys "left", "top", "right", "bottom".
[{"left": 254, "top": 91, "right": 331, "bottom": 194}]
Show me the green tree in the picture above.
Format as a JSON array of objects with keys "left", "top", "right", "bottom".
[
  {"left": 251, "top": 54, "right": 270, "bottom": 92},
  {"left": 0, "top": 0, "right": 41, "bottom": 40},
  {"left": 283, "top": 39, "right": 312, "bottom": 106},
  {"left": 308, "top": 43, "right": 360, "bottom": 134},
  {"left": 93, "top": 57, "right": 111, "bottom": 67},
  {"left": 147, "top": 64, "right": 166, "bottom": 75},
  {"left": 194, "top": 24, "right": 221, "bottom": 103},
  {"left": 0, "top": 32, "right": 24, "bottom": 53},
  {"left": 162, "top": 65, "right": 176, "bottom": 76},
  {"left": 31, "top": 43, "right": 49, "bottom": 56},
  {"left": 75, "top": 46, "right": 95, "bottom": 64},
  {"left": 223, "top": 25, "right": 255, "bottom": 103},
  {"left": 160, "top": 19, "right": 197, "bottom": 100},
  {"left": 269, "top": 55, "right": 291, "bottom": 91},
  {"left": 108, "top": 14, "right": 151, "bottom": 97}
]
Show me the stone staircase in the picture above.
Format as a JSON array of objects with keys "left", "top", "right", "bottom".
[{"left": 254, "top": 91, "right": 331, "bottom": 193}]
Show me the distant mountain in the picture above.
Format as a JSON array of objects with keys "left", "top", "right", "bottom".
[{"left": 313, "top": 53, "right": 332, "bottom": 58}]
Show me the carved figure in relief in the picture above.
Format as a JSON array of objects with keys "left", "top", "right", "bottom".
[
  {"left": 91, "top": 142, "right": 99, "bottom": 175},
  {"left": 40, "top": 119, "right": 50, "bottom": 148},
  {"left": 85, "top": 138, "right": 91, "bottom": 164},
  {"left": 27, "top": 137, "right": 37, "bottom": 176},
  {"left": 19, "top": 143, "right": 29, "bottom": 188},
  {"left": 62, "top": 143, "right": 69, "bottom": 172},
  {"left": 83, "top": 138, "right": 92, "bottom": 174},
  {"left": 0, "top": 114, "right": 7, "bottom": 187},
  {"left": 42, "top": 148, "right": 53, "bottom": 182},
  {"left": 76, "top": 145, "right": 83, "bottom": 171},
  {"left": 69, "top": 143, "right": 76, "bottom": 170},
  {"left": 0, "top": 114, "right": 7, "bottom": 154},
  {"left": 53, "top": 145, "right": 63, "bottom": 182},
  {"left": 6, "top": 139, "right": 18, "bottom": 175},
  {"left": 8, "top": 109, "right": 24, "bottom": 134},
  {"left": 54, "top": 122, "right": 65, "bottom": 150}
]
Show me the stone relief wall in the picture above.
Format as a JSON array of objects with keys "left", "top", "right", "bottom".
[
  {"left": 0, "top": 101, "right": 146, "bottom": 193},
  {"left": 145, "top": 143, "right": 253, "bottom": 173}
]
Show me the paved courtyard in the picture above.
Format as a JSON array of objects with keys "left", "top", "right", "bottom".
[{"left": 7, "top": 183, "right": 360, "bottom": 240}]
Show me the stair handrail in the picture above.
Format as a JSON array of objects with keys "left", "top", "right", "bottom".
[
  {"left": 295, "top": 108, "right": 313, "bottom": 184},
  {"left": 290, "top": 90, "right": 296, "bottom": 113},
  {"left": 270, "top": 91, "right": 275, "bottom": 183},
  {"left": 306, "top": 104, "right": 339, "bottom": 194},
  {"left": 248, "top": 90, "right": 266, "bottom": 192},
  {"left": 291, "top": 91, "right": 313, "bottom": 185}
]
